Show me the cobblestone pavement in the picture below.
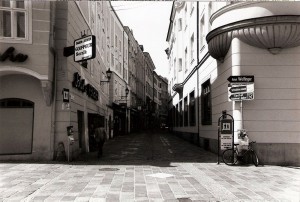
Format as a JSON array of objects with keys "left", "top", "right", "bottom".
[{"left": 0, "top": 131, "right": 299, "bottom": 201}]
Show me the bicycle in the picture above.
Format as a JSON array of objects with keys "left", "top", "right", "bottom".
[{"left": 222, "top": 141, "right": 259, "bottom": 166}]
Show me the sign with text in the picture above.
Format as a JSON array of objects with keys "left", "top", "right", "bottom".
[
  {"left": 220, "top": 119, "right": 233, "bottom": 134},
  {"left": 228, "top": 75, "right": 255, "bottom": 101},
  {"left": 227, "top": 75, "right": 254, "bottom": 83},
  {"left": 221, "top": 134, "right": 233, "bottom": 150},
  {"left": 74, "top": 35, "right": 96, "bottom": 62},
  {"left": 62, "top": 88, "right": 69, "bottom": 103},
  {"left": 228, "top": 83, "right": 254, "bottom": 101},
  {"left": 229, "top": 92, "right": 254, "bottom": 101}
]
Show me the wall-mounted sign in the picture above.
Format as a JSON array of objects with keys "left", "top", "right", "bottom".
[
  {"left": 227, "top": 75, "right": 254, "bottom": 83},
  {"left": 0, "top": 47, "right": 28, "bottom": 62},
  {"left": 72, "top": 72, "right": 98, "bottom": 101},
  {"left": 228, "top": 75, "right": 255, "bottom": 101},
  {"left": 74, "top": 35, "right": 96, "bottom": 62},
  {"left": 62, "top": 88, "right": 69, "bottom": 103}
]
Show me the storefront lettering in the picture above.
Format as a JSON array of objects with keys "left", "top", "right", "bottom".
[
  {"left": 0, "top": 47, "right": 28, "bottom": 62},
  {"left": 72, "top": 72, "right": 99, "bottom": 101}
]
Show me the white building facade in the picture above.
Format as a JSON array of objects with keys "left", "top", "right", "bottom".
[{"left": 167, "top": 1, "right": 300, "bottom": 166}]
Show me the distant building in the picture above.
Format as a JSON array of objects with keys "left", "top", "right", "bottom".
[{"left": 166, "top": 1, "right": 300, "bottom": 166}]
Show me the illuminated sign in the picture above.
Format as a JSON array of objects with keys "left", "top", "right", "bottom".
[{"left": 74, "top": 35, "right": 96, "bottom": 62}]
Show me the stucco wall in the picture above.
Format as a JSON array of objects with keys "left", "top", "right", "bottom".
[{"left": 0, "top": 75, "right": 52, "bottom": 160}]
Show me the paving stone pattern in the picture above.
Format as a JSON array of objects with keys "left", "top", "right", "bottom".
[{"left": 0, "top": 131, "right": 299, "bottom": 201}]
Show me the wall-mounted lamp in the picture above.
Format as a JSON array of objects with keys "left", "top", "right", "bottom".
[
  {"left": 100, "top": 68, "right": 112, "bottom": 84},
  {"left": 121, "top": 86, "right": 129, "bottom": 99}
]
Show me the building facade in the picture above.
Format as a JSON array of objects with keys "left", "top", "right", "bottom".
[
  {"left": 0, "top": 1, "right": 55, "bottom": 160},
  {"left": 0, "top": 1, "right": 167, "bottom": 161},
  {"left": 159, "top": 76, "right": 169, "bottom": 128},
  {"left": 144, "top": 52, "right": 155, "bottom": 129},
  {"left": 167, "top": 1, "right": 300, "bottom": 166}
]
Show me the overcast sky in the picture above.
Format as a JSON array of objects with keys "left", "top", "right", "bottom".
[{"left": 111, "top": 1, "right": 173, "bottom": 78}]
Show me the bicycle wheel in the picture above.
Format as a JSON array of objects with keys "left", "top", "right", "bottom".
[
  {"left": 251, "top": 151, "right": 259, "bottom": 167},
  {"left": 222, "top": 149, "right": 238, "bottom": 165}
]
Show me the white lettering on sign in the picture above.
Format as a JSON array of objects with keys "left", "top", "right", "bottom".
[
  {"left": 222, "top": 123, "right": 231, "bottom": 131},
  {"left": 74, "top": 35, "right": 95, "bottom": 62},
  {"left": 63, "top": 91, "right": 69, "bottom": 100}
]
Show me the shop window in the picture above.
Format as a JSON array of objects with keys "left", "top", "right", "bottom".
[
  {"left": 189, "top": 91, "right": 196, "bottom": 126},
  {"left": 184, "top": 96, "right": 188, "bottom": 126},
  {"left": 0, "top": 0, "right": 31, "bottom": 43},
  {"left": 202, "top": 80, "right": 212, "bottom": 125}
]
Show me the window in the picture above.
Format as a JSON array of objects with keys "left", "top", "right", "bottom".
[
  {"left": 202, "top": 80, "right": 212, "bottom": 125},
  {"left": 178, "top": 18, "right": 182, "bottom": 31},
  {"left": 190, "top": 34, "right": 194, "bottom": 64},
  {"left": 0, "top": 1, "right": 31, "bottom": 43},
  {"left": 174, "top": 58, "right": 176, "bottom": 78},
  {"left": 190, "top": 2, "right": 194, "bottom": 16},
  {"left": 189, "top": 91, "right": 196, "bottom": 126},
  {"left": 178, "top": 58, "right": 182, "bottom": 72},
  {"left": 208, "top": 2, "right": 212, "bottom": 32},
  {"left": 185, "top": 48, "right": 188, "bottom": 72},
  {"left": 111, "top": 53, "right": 114, "bottom": 67},
  {"left": 184, "top": 96, "right": 188, "bottom": 126},
  {"left": 184, "top": 6, "right": 187, "bottom": 29},
  {"left": 200, "top": 16, "right": 205, "bottom": 49}
]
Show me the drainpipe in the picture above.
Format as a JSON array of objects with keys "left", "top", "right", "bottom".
[{"left": 196, "top": 2, "right": 200, "bottom": 146}]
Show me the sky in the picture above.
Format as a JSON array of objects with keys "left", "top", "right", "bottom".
[{"left": 111, "top": 1, "right": 173, "bottom": 78}]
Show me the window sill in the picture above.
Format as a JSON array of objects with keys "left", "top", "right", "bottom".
[{"left": 0, "top": 37, "right": 32, "bottom": 44}]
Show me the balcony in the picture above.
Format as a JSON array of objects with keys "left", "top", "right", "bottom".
[{"left": 207, "top": 2, "right": 300, "bottom": 61}]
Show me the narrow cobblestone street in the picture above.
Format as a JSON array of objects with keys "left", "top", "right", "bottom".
[{"left": 0, "top": 131, "right": 299, "bottom": 201}]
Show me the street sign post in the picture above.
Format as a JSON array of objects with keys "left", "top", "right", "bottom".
[
  {"left": 218, "top": 110, "right": 234, "bottom": 165},
  {"left": 228, "top": 78, "right": 254, "bottom": 101},
  {"left": 227, "top": 75, "right": 254, "bottom": 83}
]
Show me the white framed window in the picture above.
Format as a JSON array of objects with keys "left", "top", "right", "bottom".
[
  {"left": 200, "top": 16, "right": 205, "bottom": 49},
  {"left": 178, "top": 18, "right": 182, "bottom": 31},
  {"left": 0, "top": 0, "right": 32, "bottom": 43},
  {"left": 190, "top": 33, "right": 194, "bottom": 64},
  {"left": 178, "top": 58, "right": 182, "bottom": 72},
  {"left": 185, "top": 47, "right": 188, "bottom": 72}
]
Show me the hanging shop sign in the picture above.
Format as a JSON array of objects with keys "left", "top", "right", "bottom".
[
  {"left": 74, "top": 35, "right": 96, "bottom": 62},
  {"left": 72, "top": 72, "right": 98, "bottom": 101}
]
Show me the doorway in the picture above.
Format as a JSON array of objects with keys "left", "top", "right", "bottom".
[{"left": 77, "top": 110, "right": 85, "bottom": 153}]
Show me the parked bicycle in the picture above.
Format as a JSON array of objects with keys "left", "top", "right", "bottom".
[{"left": 222, "top": 141, "right": 259, "bottom": 166}]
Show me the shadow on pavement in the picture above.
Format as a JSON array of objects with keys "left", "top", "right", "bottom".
[{"left": 0, "top": 131, "right": 218, "bottom": 167}]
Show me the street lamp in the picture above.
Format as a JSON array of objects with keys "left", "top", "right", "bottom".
[
  {"left": 121, "top": 86, "right": 129, "bottom": 99},
  {"left": 100, "top": 68, "right": 112, "bottom": 84}
]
